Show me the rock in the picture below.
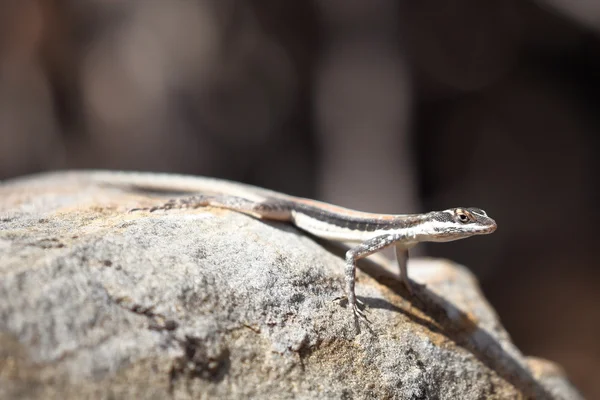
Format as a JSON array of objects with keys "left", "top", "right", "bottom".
[{"left": 0, "top": 171, "right": 583, "bottom": 399}]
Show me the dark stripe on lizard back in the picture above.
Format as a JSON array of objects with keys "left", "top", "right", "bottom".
[{"left": 273, "top": 200, "right": 427, "bottom": 232}]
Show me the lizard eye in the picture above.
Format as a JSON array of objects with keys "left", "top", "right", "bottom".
[{"left": 457, "top": 212, "right": 471, "bottom": 223}]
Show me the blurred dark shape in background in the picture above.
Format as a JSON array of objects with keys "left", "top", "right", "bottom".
[{"left": 0, "top": 0, "right": 597, "bottom": 396}]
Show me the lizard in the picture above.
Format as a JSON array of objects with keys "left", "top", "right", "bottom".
[{"left": 50, "top": 170, "right": 498, "bottom": 332}]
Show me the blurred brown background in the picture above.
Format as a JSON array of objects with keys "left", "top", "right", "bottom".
[{"left": 0, "top": 0, "right": 598, "bottom": 397}]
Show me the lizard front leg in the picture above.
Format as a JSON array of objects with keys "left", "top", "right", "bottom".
[
  {"left": 394, "top": 245, "right": 413, "bottom": 294},
  {"left": 345, "top": 232, "right": 411, "bottom": 333}
]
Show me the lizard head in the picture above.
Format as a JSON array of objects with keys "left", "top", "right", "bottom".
[{"left": 419, "top": 207, "right": 497, "bottom": 242}]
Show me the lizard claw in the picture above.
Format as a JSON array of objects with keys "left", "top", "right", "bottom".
[
  {"left": 353, "top": 302, "right": 369, "bottom": 318},
  {"left": 352, "top": 303, "right": 372, "bottom": 334},
  {"left": 333, "top": 296, "right": 368, "bottom": 313},
  {"left": 401, "top": 278, "right": 426, "bottom": 295},
  {"left": 336, "top": 296, "right": 371, "bottom": 333},
  {"left": 401, "top": 277, "right": 413, "bottom": 295}
]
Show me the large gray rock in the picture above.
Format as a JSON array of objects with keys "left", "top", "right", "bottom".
[{"left": 0, "top": 172, "right": 582, "bottom": 399}]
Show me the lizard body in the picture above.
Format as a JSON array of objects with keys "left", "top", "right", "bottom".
[{"left": 30, "top": 170, "right": 498, "bottom": 332}]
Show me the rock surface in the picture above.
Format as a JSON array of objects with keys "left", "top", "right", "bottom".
[{"left": 0, "top": 172, "right": 583, "bottom": 399}]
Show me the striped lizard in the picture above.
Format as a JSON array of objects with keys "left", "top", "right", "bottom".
[{"left": 57, "top": 170, "right": 498, "bottom": 332}]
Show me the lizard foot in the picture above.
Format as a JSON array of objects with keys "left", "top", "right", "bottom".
[
  {"left": 334, "top": 296, "right": 372, "bottom": 333},
  {"left": 352, "top": 302, "right": 373, "bottom": 334},
  {"left": 400, "top": 277, "right": 426, "bottom": 295},
  {"left": 333, "top": 296, "right": 365, "bottom": 307}
]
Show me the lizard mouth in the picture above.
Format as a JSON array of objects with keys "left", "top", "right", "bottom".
[{"left": 482, "top": 222, "right": 497, "bottom": 234}]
